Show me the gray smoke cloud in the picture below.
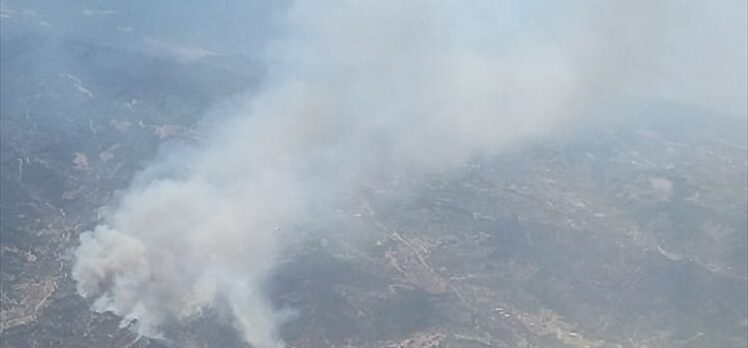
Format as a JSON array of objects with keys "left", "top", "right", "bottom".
[{"left": 71, "top": 1, "right": 747, "bottom": 347}]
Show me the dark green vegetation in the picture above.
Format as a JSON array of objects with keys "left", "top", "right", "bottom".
[{"left": 2, "top": 28, "right": 747, "bottom": 348}]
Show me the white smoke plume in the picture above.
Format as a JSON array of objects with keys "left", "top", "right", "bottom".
[{"left": 72, "top": 1, "right": 747, "bottom": 347}]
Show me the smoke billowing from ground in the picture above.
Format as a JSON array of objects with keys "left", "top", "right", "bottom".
[{"left": 71, "top": 1, "right": 747, "bottom": 347}]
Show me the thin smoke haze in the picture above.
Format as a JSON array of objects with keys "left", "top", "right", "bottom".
[{"left": 71, "top": 1, "right": 747, "bottom": 347}]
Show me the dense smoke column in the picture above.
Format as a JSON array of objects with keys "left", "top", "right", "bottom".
[{"left": 71, "top": 1, "right": 747, "bottom": 347}]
